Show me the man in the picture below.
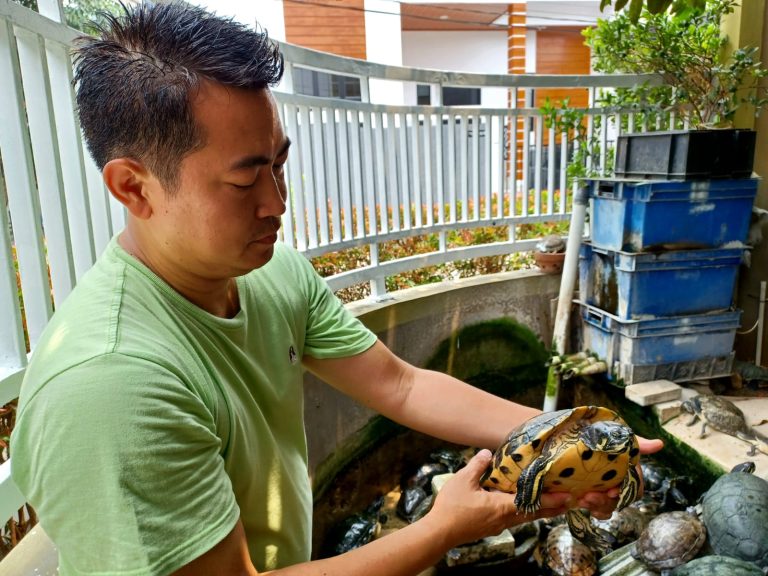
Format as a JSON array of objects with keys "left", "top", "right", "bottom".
[{"left": 10, "top": 3, "right": 662, "bottom": 574}]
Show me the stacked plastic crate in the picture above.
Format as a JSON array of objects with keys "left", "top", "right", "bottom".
[{"left": 578, "top": 129, "right": 759, "bottom": 385}]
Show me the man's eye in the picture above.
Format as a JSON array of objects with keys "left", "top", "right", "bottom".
[{"left": 232, "top": 182, "right": 255, "bottom": 190}]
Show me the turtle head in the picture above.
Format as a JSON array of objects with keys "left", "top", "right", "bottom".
[
  {"left": 680, "top": 396, "right": 701, "bottom": 415},
  {"left": 581, "top": 420, "right": 633, "bottom": 453}
]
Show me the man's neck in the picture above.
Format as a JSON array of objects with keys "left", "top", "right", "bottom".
[{"left": 117, "top": 230, "right": 240, "bottom": 318}]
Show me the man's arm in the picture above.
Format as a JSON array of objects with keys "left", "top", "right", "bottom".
[
  {"left": 305, "top": 339, "right": 545, "bottom": 448},
  {"left": 172, "top": 451, "right": 572, "bottom": 575}
]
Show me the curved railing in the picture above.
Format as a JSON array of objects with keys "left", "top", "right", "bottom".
[{"left": 0, "top": 0, "right": 673, "bottom": 541}]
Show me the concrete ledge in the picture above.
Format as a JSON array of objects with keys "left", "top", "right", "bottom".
[{"left": 663, "top": 396, "right": 768, "bottom": 481}]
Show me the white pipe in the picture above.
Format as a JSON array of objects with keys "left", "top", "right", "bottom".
[
  {"left": 543, "top": 183, "right": 589, "bottom": 412},
  {"left": 757, "top": 281, "right": 766, "bottom": 366}
]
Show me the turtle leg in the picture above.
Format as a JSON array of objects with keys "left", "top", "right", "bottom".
[
  {"left": 685, "top": 413, "right": 699, "bottom": 427},
  {"left": 514, "top": 457, "right": 551, "bottom": 515},
  {"left": 698, "top": 421, "right": 708, "bottom": 439},
  {"left": 565, "top": 509, "right": 614, "bottom": 556},
  {"left": 616, "top": 463, "right": 641, "bottom": 511}
]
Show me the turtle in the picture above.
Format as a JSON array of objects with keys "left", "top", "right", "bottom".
[
  {"left": 640, "top": 457, "right": 691, "bottom": 511},
  {"left": 536, "top": 234, "right": 566, "bottom": 254},
  {"left": 541, "top": 523, "right": 597, "bottom": 576},
  {"left": 327, "top": 496, "right": 386, "bottom": 555},
  {"left": 698, "top": 461, "right": 768, "bottom": 569},
  {"left": 480, "top": 405, "right": 641, "bottom": 555},
  {"left": 670, "top": 555, "right": 764, "bottom": 576},
  {"left": 631, "top": 510, "right": 707, "bottom": 574},
  {"left": 681, "top": 395, "right": 768, "bottom": 456},
  {"left": 591, "top": 498, "right": 656, "bottom": 548}
]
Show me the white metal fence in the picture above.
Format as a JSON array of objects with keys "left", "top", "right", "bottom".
[{"left": 0, "top": 0, "right": 672, "bottom": 538}]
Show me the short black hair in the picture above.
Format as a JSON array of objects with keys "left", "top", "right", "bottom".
[{"left": 74, "top": 1, "right": 284, "bottom": 189}]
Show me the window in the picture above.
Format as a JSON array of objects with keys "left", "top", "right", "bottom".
[
  {"left": 442, "top": 87, "right": 481, "bottom": 106},
  {"left": 416, "top": 84, "right": 431, "bottom": 105},
  {"left": 293, "top": 68, "right": 362, "bottom": 101}
]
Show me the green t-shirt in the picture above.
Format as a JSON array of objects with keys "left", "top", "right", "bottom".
[{"left": 11, "top": 238, "right": 377, "bottom": 575}]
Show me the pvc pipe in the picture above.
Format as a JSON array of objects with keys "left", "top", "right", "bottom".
[
  {"left": 757, "top": 281, "right": 766, "bottom": 366},
  {"left": 543, "top": 183, "right": 589, "bottom": 412}
]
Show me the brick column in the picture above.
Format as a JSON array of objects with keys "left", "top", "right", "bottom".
[{"left": 507, "top": 3, "right": 527, "bottom": 180}]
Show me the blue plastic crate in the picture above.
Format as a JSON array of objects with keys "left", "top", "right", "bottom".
[
  {"left": 578, "top": 303, "right": 741, "bottom": 384},
  {"left": 588, "top": 178, "right": 758, "bottom": 252},
  {"left": 578, "top": 243, "right": 743, "bottom": 320}
]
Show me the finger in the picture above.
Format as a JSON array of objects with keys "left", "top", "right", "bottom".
[
  {"left": 637, "top": 436, "right": 664, "bottom": 455},
  {"left": 462, "top": 449, "right": 493, "bottom": 483}
]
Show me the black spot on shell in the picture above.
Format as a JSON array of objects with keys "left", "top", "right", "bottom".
[
  {"left": 582, "top": 449, "right": 594, "bottom": 461},
  {"left": 607, "top": 454, "right": 618, "bottom": 462},
  {"left": 512, "top": 453, "right": 524, "bottom": 463},
  {"left": 629, "top": 447, "right": 640, "bottom": 458},
  {"left": 531, "top": 438, "right": 541, "bottom": 450},
  {"left": 559, "top": 468, "right": 575, "bottom": 478},
  {"left": 489, "top": 477, "right": 499, "bottom": 484},
  {"left": 500, "top": 465, "right": 510, "bottom": 475},
  {"left": 602, "top": 469, "right": 618, "bottom": 482}
]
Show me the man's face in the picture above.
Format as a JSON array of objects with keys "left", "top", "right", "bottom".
[{"left": 149, "top": 83, "right": 289, "bottom": 279}]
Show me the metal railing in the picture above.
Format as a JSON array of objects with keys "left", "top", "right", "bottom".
[{"left": 0, "top": 0, "right": 673, "bottom": 537}]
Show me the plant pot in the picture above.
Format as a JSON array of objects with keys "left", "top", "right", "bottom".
[
  {"left": 614, "top": 129, "right": 756, "bottom": 180},
  {"left": 534, "top": 251, "right": 566, "bottom": 274}
]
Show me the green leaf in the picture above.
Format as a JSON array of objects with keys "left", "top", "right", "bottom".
[
  {"left": 647, "top": 0, "right": 673, "bottom": 14},
  {"left": 600, "top": 0, "right": 614, "bottom": 10},
  {"left": 628, "top": 0, "right": 644, "bottom": 22},
  {"left": 614, "top": 0, "right": 631, "bottom": 11}
]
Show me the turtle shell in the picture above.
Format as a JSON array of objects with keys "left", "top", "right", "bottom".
[
  {"left": 632, "top": 511, "right": 707, "bottom": 571},
  {"left": 670, "top": 555, "right": 764, "bottom": 576},
  {"left": 542, "top": 524, "right": 596, "bottom": 576},
  {"left": 481, "top": 406, "right": 640, "bottom": 510},
  {"left": 700, "top": 470, "right": 768, "bottom": 569}
]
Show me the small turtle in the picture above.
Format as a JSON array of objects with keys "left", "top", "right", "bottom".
[
  {"left": 699, "top": 461, "right": 768, "bottom": 569},
  {"left": 632, "top": 510, "right": 707, "bottom": 574},
  {"left": 480, "top": 406, "right": 641, "bottom": 555},
  {"left": 328, "top": 496, "right": 385, "bottom": 555},
  {"left": 591, "top": 498, "right": 656, "bottom": 548},
  {"left": 670, "top": 555, "right": 764, "bottom": 576},
  {"left": 681, "top": 395, "right": 768, "bottom": 456},
  {"left": 641, "top": 458, "right": 691, "bottom": 511},
  {"left": 541, "top": 524, "right": 597, "bottom": 576},
  {"left": 536, "top": 234, "right": 566, "bottom": 254},
  {"left": 397, "top": 450, "right": 465, "bottom": 523}
]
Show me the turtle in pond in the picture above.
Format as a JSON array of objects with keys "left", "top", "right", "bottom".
[
  {"left": 640, "top": 457, "right": 691, "bottom": 511},
  {"left": 670, "top": 555, "right": 764, "bottom": 576},
  {"left": 681, "top": 395, "right": 768, "bottom": 456},
  {"left": 632, "top": 510, "right": 707, "bottom": 574},
  {"left": 480, "top": 405, "right": 641, "bottom": 555},
  {"left": 541, "top": 523, "right": 597, "bottom": 576},
  {"left": 327, "top": 496, "right": 386, "bottom": 555},
  {"left": 698, "top": 461, "right": 768, "bottom": 570}
]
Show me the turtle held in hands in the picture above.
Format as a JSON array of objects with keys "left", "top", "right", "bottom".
[
  {"left": 480, "top": 406, "right": 641, "bottom": 555},
  {"left": 681, "top": 394, "right": 768, "bottom": 456}
]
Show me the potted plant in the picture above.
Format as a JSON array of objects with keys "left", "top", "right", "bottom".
[
  {"left": 534, "top": 235, "right": 567, "bottom": 274},
  {"left": 583, "top": 0, "right": 768, "bottom": 179}
]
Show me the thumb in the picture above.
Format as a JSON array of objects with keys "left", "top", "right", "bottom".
[{"left": 462, "top": 448, "right": 493, "bottom": 482}]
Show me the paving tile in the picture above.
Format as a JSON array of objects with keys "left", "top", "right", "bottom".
[{"left": 625, "top": 380, "right": 682, "bottom": 406}]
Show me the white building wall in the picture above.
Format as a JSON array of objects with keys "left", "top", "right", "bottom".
[
  {"left": 364, "top": 0, "right": 405, "bottom": 105},
  {"left": 401, "top": 31, "right": 508, "bottom": 107}
]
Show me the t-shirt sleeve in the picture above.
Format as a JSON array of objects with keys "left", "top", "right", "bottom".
[
  {"left": 11, "top": 354, "right": 240, "bottom": 575},
  {"left": 287, "top": 249, "right": 377, "bottom": 359}
]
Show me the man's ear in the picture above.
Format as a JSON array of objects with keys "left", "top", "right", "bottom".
[{"left": 102, "top": 158, "right": 157, "bottom": 220}]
